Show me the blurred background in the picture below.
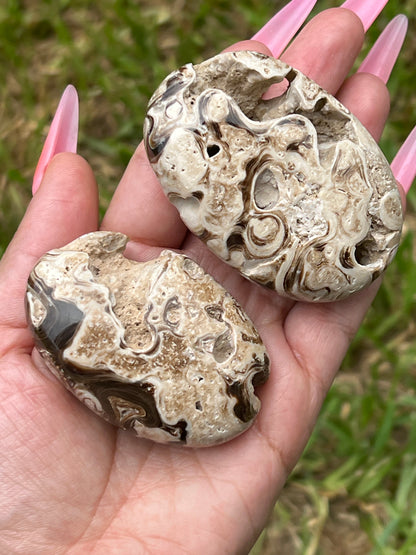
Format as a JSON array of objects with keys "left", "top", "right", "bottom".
[{"left": 0, "top": 0, "right": 415, "bottom": 552}]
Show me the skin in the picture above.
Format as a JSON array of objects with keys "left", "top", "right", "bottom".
[{"left": 0, "top": 8, "right": 407, "bottom": 554}]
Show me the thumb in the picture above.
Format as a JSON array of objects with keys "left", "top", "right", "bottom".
[{"left": 0, "top": 152, "right": 99, "bottom": 329}]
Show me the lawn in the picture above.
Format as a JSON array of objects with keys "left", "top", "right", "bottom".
[{"left": 1, "top": 0, "right": 415, "bottom": 552}]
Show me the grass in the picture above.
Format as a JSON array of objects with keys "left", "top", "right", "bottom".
[{"left": 1, "top": 0, "right": 415, "bottom": 552}]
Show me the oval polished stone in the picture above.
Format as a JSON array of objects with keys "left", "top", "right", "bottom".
[
  {"left": 144, "top": 50, "right": 403, "bottom": 302},
  {"left": 26, "top": 231, "right": 269, "bottom": 447}
]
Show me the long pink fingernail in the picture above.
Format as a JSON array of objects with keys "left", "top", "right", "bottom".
[
  {"left": 32, "top": 85, "right": 79, "bottom": 195},
  {"left": 358, "top": 15, "right": 408, "bottom": 83},
  {"left": 391, "top": 126, "right": 416, "bottom": 194},
  {"left": 252, "top": 0, "right": 318, "bottom": 57},
  {"left": 341, "top": 0, "right": 389, "bottom": 32}
]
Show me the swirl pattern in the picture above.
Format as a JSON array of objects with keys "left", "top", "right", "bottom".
[
  {"left": 26, "top": 232, "right": 269, "bottom": 446},
  {"left": 144, "top": 51, "right": 403, "bottom": 301}
]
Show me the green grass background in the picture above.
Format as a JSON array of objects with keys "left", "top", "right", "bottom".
[{"left": 1, "top": 0, "right": 415, "bottom": 552}]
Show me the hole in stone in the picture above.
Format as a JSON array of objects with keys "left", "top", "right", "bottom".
[
  {"left": 253, "top": 168, "right": 279, "bottom": 209},
  {"left": 213, "top": 329, "right": 234, "bottom": 363},
  {"left": 169, "top": 194, "right": 201, "bottom": 228},
  {"left": 354, "top": 238, "right": 378, "bottom": 266},
  {"left": 195, "top": 401, "right": 202, "bottom": 411},
  {"left": 263, "top": 77, "right": 290, "bottom": 101},
  {"left": 207, "top": 144, "right": 220, "bottom": 157}
]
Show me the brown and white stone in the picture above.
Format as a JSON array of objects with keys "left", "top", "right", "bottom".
[
  {"left": 144, "top": 50, "right": 403, "bottom": 302},
  {"left": 26, "top": 231, "right": 269, "bottom": 446}
]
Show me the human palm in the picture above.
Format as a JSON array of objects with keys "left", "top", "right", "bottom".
[{"left": 0, "top": 9, "right": 405, "bottom": 554}]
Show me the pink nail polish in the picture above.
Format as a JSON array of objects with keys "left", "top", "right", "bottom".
[
  {"left": 32, "top": 85, "right": 79, "bottom": 195},
  {"left": 252, "top": 0, "right": 318, "bottom": 57},
  {"left": 391, "top": 125, "right": 416, "bottom": 194},
  {"left": 341, "top": 0, "right": 389, "bottom": 32},
  {"left": 358, "top": 15, "right": 408, "bottom": 83}
]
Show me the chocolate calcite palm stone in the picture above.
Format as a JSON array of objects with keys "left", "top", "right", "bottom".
[
  {"left": 144, "top": 50, "right": 403, "bottom": 302},
  {"left": 26, "top": 231, "right": 269, "bottom": 447}
]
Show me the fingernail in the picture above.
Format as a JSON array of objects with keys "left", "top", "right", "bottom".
[
  {"left": 341, "top": 0, "right": 389, "bottom": 32},
  {"left": 251, "top": 0, "right": 318, "bottom": 57},
  {"left": 358, "top": 15, "right": 408, "bottom": 83},
  {"left": 32, "top": 85, "right": 79, "bottom": 195},
  {"left": 391, "top": 125, "right": 416, "bottom": 194}
]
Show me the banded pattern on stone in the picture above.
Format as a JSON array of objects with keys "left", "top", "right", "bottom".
[
  {"left": 144, "top": 50, "right": 403, "bottom": 301},
  {"left": 26, "top": 231, "right": 269, "bottom": 446}
]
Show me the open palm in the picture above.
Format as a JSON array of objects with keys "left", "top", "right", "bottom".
[{"left": 0, "top": 9, "right": 404, "bottom": 554}]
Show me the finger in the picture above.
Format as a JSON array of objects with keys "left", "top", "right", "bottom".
[
  {"left": 0, "top": 153, "right": 99, "bottom": 328},
  {"left": 336, "top": 13, "right": 408, "bottom": 141},
  {"left": 337, "top": 72, "right": 391, "bottom": 140},
  {"left": 101, "top": 142, "right": 187, "bottom": 249},
  {"left": 251, "top": 0, "right": 318, "bottom": 58},
  {"left": 281, "top": 8, "right": 364, "bottom": 94},
  {"left": 391, "top": 125, "right": 416, "bottom": 196},
  {"left": 222, "top": 40, "right": 272, "bottom": 56}
]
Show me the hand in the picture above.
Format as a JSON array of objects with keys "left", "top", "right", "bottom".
[{"left": 0, "top": 6, "right": 413, "bottom": 554}]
